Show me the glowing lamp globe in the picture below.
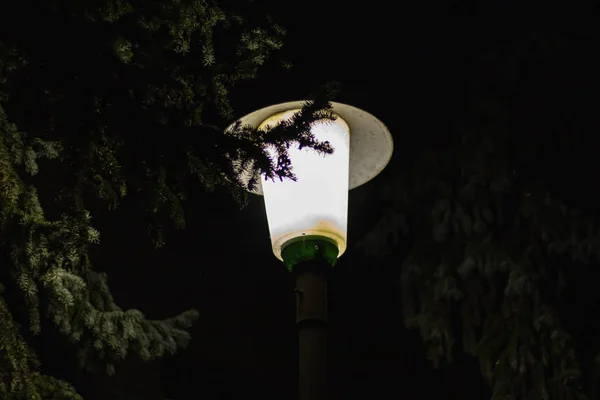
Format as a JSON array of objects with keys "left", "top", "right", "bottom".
[{"left": 233, "top": 101, "right": 393, "bottom": 263}]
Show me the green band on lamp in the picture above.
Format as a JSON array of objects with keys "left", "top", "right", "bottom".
[{"left": 281, "top": 236, "right": 339, "bottom": 272}]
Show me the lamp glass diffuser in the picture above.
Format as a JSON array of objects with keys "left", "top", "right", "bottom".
[{"left": 258, "top": 109, "right": 350, "bottom": 261}]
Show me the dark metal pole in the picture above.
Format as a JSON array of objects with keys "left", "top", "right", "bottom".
[{"left": 294, "top": 260, "right": 329, "bottom": 400}]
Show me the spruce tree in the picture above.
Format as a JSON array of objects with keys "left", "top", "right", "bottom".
[
  {"left": 359, "top": 32, "right": 597, "bottom": 399},
  {"left": 0, "top": 0, "right": 335, "bottom": 398}
]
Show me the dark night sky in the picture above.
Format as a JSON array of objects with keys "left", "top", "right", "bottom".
[{"left": 36, "top": 1, "right": 598, "bottom": 399}]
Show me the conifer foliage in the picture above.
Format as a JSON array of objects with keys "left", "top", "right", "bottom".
[
  {"left": 359, "top": 33, "right": 598, "bottom": 400},
  {"left": 0, "top": 0, "right": 333, "bottom": 398}
]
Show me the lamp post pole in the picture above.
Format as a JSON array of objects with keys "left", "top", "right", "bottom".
[
  {"left": 295, "top": 260, "right": 328, "bottom": 400},
  {"left": 283, "top": 239, "right": 338, "bottom": 400}
]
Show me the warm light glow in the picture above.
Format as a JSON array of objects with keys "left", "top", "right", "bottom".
[{"left": 259, "top": 109, "right": 350, "bottom": 261}]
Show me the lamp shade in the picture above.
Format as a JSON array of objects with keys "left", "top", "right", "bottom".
[
  {"left": 230, "top": 101, "right": 393, "bottom": 262},
  {"left": 259, "top": 109, "right": 350, "bottom": 261}
]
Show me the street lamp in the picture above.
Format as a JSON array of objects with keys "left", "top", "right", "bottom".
[{"left": 233, "top": 101, "right": 392, "bottom": 400}]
